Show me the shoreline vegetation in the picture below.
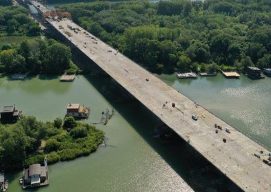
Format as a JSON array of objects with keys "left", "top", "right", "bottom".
[
  {"left": 0, "top": 3, "right": 79, "bottom": 76},
  {"left": 0, "top": 38, "right": 79, "bottom": 76},
  {"left": 0, "top": 116, "right": 104, "bottom": 171},
  {"left": 58, "top": 0, "right": 271, "bottom": 74}
]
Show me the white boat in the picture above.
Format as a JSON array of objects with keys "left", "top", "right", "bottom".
[
  {"left": 0, "top": 173, "right": 8, "bottom": 192},
  {"left": 10, "top": 73, "right": 29, "bottom": 80},
  {"left": 263, "top": 68, "right": 271, "bottom": 77},
  {"left": 176, "top": 72, "right": 197, "bottom": 79}
]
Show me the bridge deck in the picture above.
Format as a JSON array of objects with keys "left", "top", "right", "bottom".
[{"left": 31, "top": 1, "right": 271, "bottom": 191}]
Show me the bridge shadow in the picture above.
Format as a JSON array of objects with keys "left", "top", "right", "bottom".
[{"left": 83, "top": 74, "right": 243, "bottom": 192}]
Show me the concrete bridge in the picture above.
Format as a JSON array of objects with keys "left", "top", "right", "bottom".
[{"left": 30, "top": 1, "right": 271, "bottom": 191}]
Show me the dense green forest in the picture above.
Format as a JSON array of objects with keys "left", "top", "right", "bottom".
[
  {"left": 0, "top": 116, "right": 104, "bottom": 171},
  {"left": 59, "top": 0, "right": 271, "bottom": 73},
  {"left": 0, "top": 4, "right": 78, "bottom": 75},
  {"left": 0, "top": 38, "right": 78, "bottom": 74},
  {"left": 0, "top": 5, "right": 40, "bottom": 36}
]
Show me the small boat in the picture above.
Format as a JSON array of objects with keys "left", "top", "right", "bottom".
[
  {"left": 3, "top": 180, "right": 8, "bottom": 192},
  {"left": 199, "top": 72, "right": 217, "bottom": 77},
  {"left": 10, "top": 73, "right": 29, "bottom": 80},
  {"left": 0, "top": 173, "right": 8, "bottom": 192},
  {"left": 19, "top": 178, "right": 23, "bottom": 185},
  {"left": 263, "top": 68, "right": 271, "bottom": 77},
  {"left": 176, "top": 72, "right": 197, "bottom": 79}
]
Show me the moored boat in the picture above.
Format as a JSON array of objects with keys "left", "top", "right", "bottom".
[
  {"left": 10, "top": 73, "right": 28, "bottom": 80},
  {"left": 66, "top": 103, "right": 90, "bottom": 119},
  {"left": 199, "top": 72, "right": 217, "bottom": 77},
  {"left": 246, "top": 66, "right": 264, "bottom": 79},
  {"left": 263, "top": 68, "right": 271, "bottom": 77},
  {"left": 20, "top": 157, "right": 49, "bottom": 189},
  {"left": 0, "top": 173, "right": 8, "bottom": 192},
  {"left": 176, "top": 72, "right": 197, "bottom": 79}
]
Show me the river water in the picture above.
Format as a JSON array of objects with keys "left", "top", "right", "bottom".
[{"left": 1, "top": 74, "right": 270, "bottom": 192}]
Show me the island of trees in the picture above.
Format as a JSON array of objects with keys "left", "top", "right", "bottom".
[
  {"left": 58, "top": 0, "right": 271, "bottom": 73},
  {"left": 0, "top": 116, "right": 104, "bottom": 171}
]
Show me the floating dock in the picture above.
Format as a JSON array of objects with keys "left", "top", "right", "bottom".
[
  {"left": 221, "top": 71, "right": 240, "bottom": 78},
  {"left": 30, "top": 1, "right": 271, "bottom": 191},
  {"left": 60, "top": 74, "right": 76, "bottom": 82}
]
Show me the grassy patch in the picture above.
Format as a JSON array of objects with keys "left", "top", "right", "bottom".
[{"left": 0, "top": 36, "right": 40, "bottom": 48}]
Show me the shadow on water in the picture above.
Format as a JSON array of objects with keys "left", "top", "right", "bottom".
[{"left": 83, "top": 74, "right": 243, "bottom": 192}]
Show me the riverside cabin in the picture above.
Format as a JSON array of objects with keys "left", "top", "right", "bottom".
[
  {"left": 246, "top": 66, "right": 264, "bottom": 79},
  {"left": 22, "top": 163, "right": 49, "bottom": 189},
  {"left": 0, "top": 105, "right": 22, "bottom": 123},
  {"left": 66, "top": 103, "right": 90, "bottom": 119}
]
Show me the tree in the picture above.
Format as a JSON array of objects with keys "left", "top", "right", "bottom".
[
  {"left": 177, "top": 54, "right": 191, "bottom": 72},
  {"left": 257, "top": 54, "right": 271, "bottom": 68},
  {"left": 28, "top": 23, "right": 41, "bottom": 36},
  {"left": 44, "top": 139, "right": 60, "bottom": 153},
  {"left": 63, "top": 116, "right": 77, "bottom": 129},
  {"left": 45, "top": 42, "right": 71, "bottom": 74},
  {"left": 1, "top": 126, "right": 28, "bottom": 170},
  {"left": 7, "top": 19, "right": 18, "bottom": 34},
  {"left": 186, "top": 41, "right": 210, "bottom": 63},
  {"left": 0, "top": 49, "right": 26, "bottom": 73},
  {"left": 70, "top": 127, "right": 88, "bottom": 139},
  {"left": 241, "top": 56, "right": 254, "bottom": 69},
  {"left": 54, "top": 118, "right": 63, "bottom": 129}
]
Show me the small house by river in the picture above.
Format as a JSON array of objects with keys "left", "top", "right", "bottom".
[
  {"left": 0, "top": 105, "right": 22, "bottom": 123},
  {"left": 66, "top": 103, "right": 90, "bottom": 119},
  {"left": 246, "top": 66, "right": 264, "bottom": 79},
  {"left": 22, "top": 163, "right": 49, "bottom": 189}
]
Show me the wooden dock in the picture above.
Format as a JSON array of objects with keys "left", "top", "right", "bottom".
[
  {"left": 221, "top": 71, "right": 240, "bottom": 78},
  {"left": 30, "top": 1, "right": 271, "bottom": 191},
  {"left": 60, "top": 74, "right": 76, "bottom": 82}
]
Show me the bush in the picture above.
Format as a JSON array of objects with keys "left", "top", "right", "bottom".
[
  {"left": 54, "top": 118, "right": 63, "bottom": 129},
  {"left": 66, "top": 62, "right": 79, "bottom": 75},
  {"left": 70, "top": 127, "right": 88, "bottom": 139},
  {"left": 58, "top": 148, "right": 81, "bottom": 161},
  {"left": 44, "top": 139, "right": 61, "bottom": 153},
  {"left": 47, "top": 152, "right": 60, "bottom": 164},
  {"left": 25, "top": 154, "right": 45, "bottom": 166},
  {"left": 63, "top": 116, "right": 77, "bottom": 129}
]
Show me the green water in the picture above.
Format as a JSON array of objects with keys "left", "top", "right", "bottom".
[{"left": 1, "top": 74, "right": 270, "bottom": 192}]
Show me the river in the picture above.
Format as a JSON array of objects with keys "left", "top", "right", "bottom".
[{"left": 1, "top": 74, "right": 270, "bottom": 192}]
